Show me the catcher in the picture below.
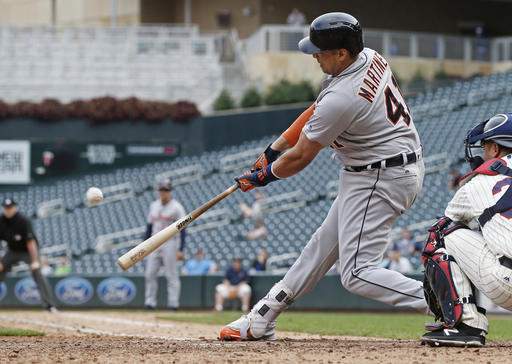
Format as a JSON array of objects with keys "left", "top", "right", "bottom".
[{"left": 421, "top": 113, "right": 512, "bottom": 347}]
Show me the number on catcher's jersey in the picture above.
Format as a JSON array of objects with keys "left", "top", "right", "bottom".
[
  {"left": 384, "top": 74, "right": 411, "bottom": 126},
  {"left": 492, "top": 177, "right": 512, "bottom": 219}
]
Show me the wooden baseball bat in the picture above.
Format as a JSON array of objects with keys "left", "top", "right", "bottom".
[{"left": 117, "top": 183, "right": 239, "bottom": 270}]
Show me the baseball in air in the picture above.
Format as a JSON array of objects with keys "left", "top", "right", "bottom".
[{"left": 86, "top": 187, "right": 104, "bottom": 204}]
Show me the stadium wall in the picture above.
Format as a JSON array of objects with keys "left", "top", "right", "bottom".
[
  {"left": 0, "top": 274, "right": 422, "bottom": 310},
  {"left": 245, "top": 53, "right": 496, "bottom": 87},
  {"left": 0, "top": 104, "right": 309, "bottom": 156}
]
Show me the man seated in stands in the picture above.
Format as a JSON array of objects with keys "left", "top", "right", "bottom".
[
  {"left": 393, "top": 228, "right": 414, "bottom": 257},
  {"left": 383, "top": 244, "right": 413, "bottom": 274},
  {"left": 239, "top": 191, "right": 267, "bottom": 240},
  {"left": 215, "top": 258, "right": 251, "bottom": 312},
  {"left": 183, "top": 248, "right": 217, "bottom": 275},
  {"left": 250, "top": 248, "right": 269, "bottom": 274}
]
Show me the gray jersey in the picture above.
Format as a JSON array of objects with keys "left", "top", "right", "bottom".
[
  {"left": 147, "top": 199, "right": 186, "bottom": 244},
  {"left": 303, "top": 47, "right": 421, "bottom": 166},
  {"left": 145, "top": 198, "right": 185, "bottom": 308}
]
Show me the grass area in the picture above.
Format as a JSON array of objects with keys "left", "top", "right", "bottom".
[
  {"left": 0, "top": 327, "right": 44, "bottom": 337},
  {"left": 159, "top": 311, "right": 512, "bottom": 341}
]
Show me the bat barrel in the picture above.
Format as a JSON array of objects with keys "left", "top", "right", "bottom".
[
  {"left": 116, "top": 184, "right": 239, "bottom": 270},
  {"left": 117, "top": 222, "right": 181, "bottom": 270}
]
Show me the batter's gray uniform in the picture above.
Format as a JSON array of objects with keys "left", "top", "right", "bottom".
[
  {"left": 280, "top": 48, "right": 427, "bottom": 310},
  {"left": 144, "top": 198, "right": 186, "bottom": 308}
]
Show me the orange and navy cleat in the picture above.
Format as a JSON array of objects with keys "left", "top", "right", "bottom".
[{"left": 218, "top": 314, "right": 276, "bottom": 341}]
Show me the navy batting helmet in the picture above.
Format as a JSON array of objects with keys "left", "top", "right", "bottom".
[
  {"left": 298, "top": 12, "right": 364, "bottom": 56},
  {"left": 465, "top": 113, "right": 512, "bottom": 169}
]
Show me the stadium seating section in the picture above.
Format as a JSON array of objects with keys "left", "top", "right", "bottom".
[
  {"left": 0, "top": 26, "right": 222, "bottom": 110},
  {"left": 2, "top": 71, "right": 512, "bottom": 275}
]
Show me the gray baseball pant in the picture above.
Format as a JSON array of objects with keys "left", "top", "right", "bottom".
[
  {"left": 144, "top": 239, "right": 181, "bottom": 308},
  {"left": 0, "top": 250, "right": 55, "bottom": 308},
  {"left": 281, "top": 161, "right": 427, "bottom": 311}
]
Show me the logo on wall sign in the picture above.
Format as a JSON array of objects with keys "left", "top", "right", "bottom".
[
  {"left": 0, "top": 282, "right": 7, "bottom": 302},
  {"left": 97, "top": 277, "right": 136, "bottom": 306},
  {"left": 14, "top": 278, "right": 41, "bottom": 305},
  {"left": 55, "top": 277, "right": 93, "bottom": 305}
]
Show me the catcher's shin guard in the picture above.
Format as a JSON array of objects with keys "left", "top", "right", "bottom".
[
  {"left": 422, "top": 218, "right": 484, "bottom": 329},
  {"left": 423, "top": 249, "right": 474, "bottom": 327},
  {"left": 219, "top": 282, "right": 294, "bottom": 341}
]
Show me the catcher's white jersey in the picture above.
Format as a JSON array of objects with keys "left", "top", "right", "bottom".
[
  {"left": 445, "top": 154, "right": 512, "bottom": 259},
  {"left": 303, "top": 47, "right": 421, "bottom": 166},
  {"left": 147, "top": 199, "right": 186, "bottom": 243}
]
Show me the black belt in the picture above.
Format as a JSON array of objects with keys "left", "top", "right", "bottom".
[
  {"left": 499, "top": 256, "right": 512, "bottom": 270},
  {"left": 345, "top": 151, "right": 420, "bottom": 172}
]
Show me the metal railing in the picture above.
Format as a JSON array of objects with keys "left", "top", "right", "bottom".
[
  {"left": 326, "top": 180, "right": 339, "bottom": 200},
  {"left": 266, "top": 252, "right": 300, "bottom": 274},
  {"left": 95, "top": 226, "right": 146, "bottom": 253},
  {"left": 219, "top": 146, "right": 264, "bottom": 173},
  {"left": 423, "top": 152, "right": 450, "bottom": 174},
  {"left": 260, "top": 190, "right": 306, "bottom": 214},
  {"left": 186, "top": 208, "right": 232, "bottom": 234},
  {"left": 155, "top": 164, "right": 203, "bottom": 187},
  {"left": 242, "top": 25, "right": 512, "bottom": 63},
  {"left": 37, "top": 198, "right": 65, "bottom": 218}
]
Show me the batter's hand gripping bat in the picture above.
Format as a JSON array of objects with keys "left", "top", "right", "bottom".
[{"left": 117, "top": 183, "right": 239, "bottom": 270}]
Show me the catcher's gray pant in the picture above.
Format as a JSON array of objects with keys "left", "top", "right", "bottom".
[
  {"left": 0, "top": 250, "right": 55, "bottom": 307},
  {"left": 281, "top": 161, "right": 427, "bottom": 311},
  {"left": 443, "top": 229, "right": 512, "bottom": 331},
  {"left": 144, "top": 239, "right": 180, "bottom": 308}
]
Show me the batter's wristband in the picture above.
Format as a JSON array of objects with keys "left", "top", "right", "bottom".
[
  {"left": 269, "top": 163, "right": 283, "bottom": 180},
  {"left": 265, "top": 145, "right": 281, "bottom": 163}
]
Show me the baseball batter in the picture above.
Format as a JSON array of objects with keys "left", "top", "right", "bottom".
[
  {"left": 144, "top": 179, "right": 186, "bottom": 310},
  {"left": 420, "top": 113, "right": 512, "bottom": 347},
  {"left": 219, "top": 12, "right": 427, "bottom": 341}
]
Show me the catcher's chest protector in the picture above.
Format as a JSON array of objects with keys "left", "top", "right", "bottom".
[{"left": 470, "top": 159, "right": 512, "bottom": 227}]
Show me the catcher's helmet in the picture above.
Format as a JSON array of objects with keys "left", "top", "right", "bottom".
[
  {"left": 298, "top": 12, "right": 364, "bottom": 56},
  {"left": 465, "top": 113, "right": 512, "bottom": 169}
]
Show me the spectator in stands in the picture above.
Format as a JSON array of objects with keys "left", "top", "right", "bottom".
[
  {"left": 239, "top": 191, "right": 267, "bottom": 240},
  {"left": 54, "top": 255, "right": 72, "bottom": 276},
  {"left": 0, "top": 198, "right": 57, "bottom": 312},
  {"left": 394, "top": 228, "right": 414, "bottom": 257},
  {"left": 384, "top": 244, "right": 413, "bottom": 274},
  {"left": 215, "top": 258, "right": 251, "bottom": 312},
  {"left": 409, "top": 241, "right": 424, "bottom": 272},
  {"left": 250, "top": 248, "right": 269, "bottom": 274},
  {"left": 448, "top": 167, "right": 464, "bottom": 190},
  {"left": 286, "top": 8, "right": 306, "bottom": 26},
  {"left": 183, "top": 248, "right": 217, "bottom": 275}
]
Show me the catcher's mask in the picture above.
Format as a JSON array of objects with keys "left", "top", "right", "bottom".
[{"left": 465, "top": 113, "right": 512, "bottom": 170}]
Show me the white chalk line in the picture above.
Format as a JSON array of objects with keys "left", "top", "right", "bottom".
[
  {"left": 0, "top": 314, "right": 203, "bottom": 342},
  {"left": 60, "top": 312, "right": 179, "bottom": 329}
]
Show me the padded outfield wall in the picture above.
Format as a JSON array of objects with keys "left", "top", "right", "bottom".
[
  {"left": 0, "top": 103, "right": 310, "bottom": 185},
  {"left": 0, "top": 274, "right": 423, "bottom": 310},
  {"left": 0, "top": 103, "right": 310, "bottom": 155}
]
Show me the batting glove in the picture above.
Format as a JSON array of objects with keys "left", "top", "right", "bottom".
[
  {"left": 251, "top": 144, "right": 281, "bottom": 172},
  {"left": 235, "top": 164, "right": 279, "bottom": 192}
]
